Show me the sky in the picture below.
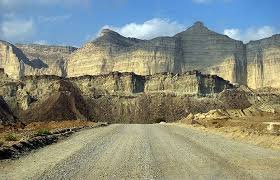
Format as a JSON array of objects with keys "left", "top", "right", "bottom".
[{"left": 0, "top": 0, "right": 279, "bottom": 47}]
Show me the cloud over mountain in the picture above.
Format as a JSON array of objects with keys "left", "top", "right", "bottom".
[
  {"left": 0, "top": 18, "right": 35, "bottom": 41},
  {"left": 98, "top": 18, "right": 185, "bottom": 40},
  {"left": 224, "top": 26, "right": 277, "bottom": 42}
]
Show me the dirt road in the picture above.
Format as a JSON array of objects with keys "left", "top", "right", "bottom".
[{"left": 1, "top": 124, "right": 280, "bottom": 179}]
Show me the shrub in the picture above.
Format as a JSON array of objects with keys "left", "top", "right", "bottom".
[
  {"left": 4, "top": 133, "right": 19, "bottom": 141},
  {"left": 0, "top": 141, "right": 4, "bottom": 146},
  {"left": 155, "top": 118, "right": 166, "bottom": 123},
  {"left": 36, "top": 128, "right": 51, "bottom": 136}
]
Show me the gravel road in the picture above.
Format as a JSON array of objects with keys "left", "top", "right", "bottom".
[{"left": 1, "top": 124, "right": 280, "bottom": 179}]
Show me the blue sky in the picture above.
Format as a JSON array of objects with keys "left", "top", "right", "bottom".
[{"left": 0, "top": 0, "right": 279, "bottom": 47}]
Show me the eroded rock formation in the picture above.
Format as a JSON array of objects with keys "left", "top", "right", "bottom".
[
  {"left": 16, "top": 44, "right": 77, "bottom": 77},
  {"left": 70, "top": 71, "right": 233, "bottom": 97},
  {"left": 247, "top": 35, "right": 280, "bottom": 89},
  {"left": 0, "top": 41, "right": 76, "bottom": 79},
  {"left": 0, "top": 69, "right": 241, "bottom": 123},
  {"left": 67, "top": 22, "right": 247, "bottom": 85},
  {"left": 0, "top": 22, "right": 280, "bottom": 89},
  {"left": 0, "top": 96, "right": 16, "bottom": 126}
]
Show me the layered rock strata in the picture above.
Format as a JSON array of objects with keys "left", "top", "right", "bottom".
[
  {"left": 246, "top": 35, "right": 280, "bottom": 89},
  {"left": 16, "top": 44, "right": 77, "bottom": 77},
  {"left": 67, "top": 22, "right": 247, "bottom": 85},
  {"left": 0, "top": 41, "right": 76, "bottom": 79},
  {"left": 70, "top": 71, "right": 233, "bottom": 97},
  {"left": 1, "top": 22, "right": 279, "bottom": 89},
  {"left": 0, "top": 71, "right": 239, "bottom": 123}
]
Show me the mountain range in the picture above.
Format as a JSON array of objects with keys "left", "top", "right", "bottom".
[{"left": 1, "top": 21, "right": 280, "bottom": 89}]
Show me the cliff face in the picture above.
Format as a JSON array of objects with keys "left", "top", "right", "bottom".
[
  {"left": 66, "top": 30, "right": 176, "bottom": 76},
  {"left": 246, "top": 35, "right": 280, "bottom": 89},
  {"left": 0, "top": 96, "right": 16, "bottom": 126},
  {"left": 0, "top": 71, "right": 237, "bottom": 123},
  {"left": 1, "top": 22, "right": 280, "bottom": 89},
  {"left": 16, "top": 44, "right": 77, "bottom": 77},
  {"left": 174, "top": 22, "right": 247, "bottom": 85},
  {"left": 0, "top": 41, "right": 25, "bottom": 79},
  {"left": 67, "top": 22, "right": 247, "bottom": 85},
  {"left": 0, "top": 41, "right": 76, "bottom": 79},
  {"left": 70, "top": 72, "right": 146, "bottom": 96},
  {"left": 70, "top": 71, "right": 233, "bottom": 97}
]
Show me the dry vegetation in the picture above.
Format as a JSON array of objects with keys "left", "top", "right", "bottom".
[
  {"left": 176, "top": 113, "right": 280, "bottom": 150},
  {"left": 0, "top": 120, "right": 96, "bottom": 147}
]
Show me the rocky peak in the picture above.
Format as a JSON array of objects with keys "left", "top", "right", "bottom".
[
  {"left": 99, "top": 29, "right": 121, "bottom": 37},
  {"left": 93, "top": 28, "right": 142, "bottom": 47},
  {"left": 193, "top": 21, "right": 205, "bottom": 28},
  {"left": 186, "top": 21, "right": 211, "bottom": 33},
  {"left": 175, "top": 21, "right": 218, "bottom": 37}
]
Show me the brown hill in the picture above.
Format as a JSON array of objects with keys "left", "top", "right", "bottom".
[
  {"left": 20, "top": 91, "right": 91, "bottom": 122},
  {"left": 0, "top": 96, "right": 17, "bottom": 126}
]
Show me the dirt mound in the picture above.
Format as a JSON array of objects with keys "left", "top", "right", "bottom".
[
  {"left": 0, "top": 96, "right": 17, "bottom": 126},
  {"left": 217, "top": 89, "right": 252, "bottom": 109},
  {"left": 21, "top": 89, "right": 91, "bottom": 123},
  {"left": 179, "top": 109, "right": 230, "bottom": 127}
]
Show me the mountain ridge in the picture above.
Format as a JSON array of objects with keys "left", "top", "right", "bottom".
[{"left": 1, "top": 22, "right": 280, "bottom": 89}]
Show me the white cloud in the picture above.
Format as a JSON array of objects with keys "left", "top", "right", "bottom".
[
  {"left": 33, "top": 40, "right": 48, "bottom": 45},
  {"left": 38, "top": 15, "right": 72, "bottom": 23},
  {"left": 0, "top": 18, "right": 35, "bottom": 41},
  {"left": 224, "top": 26, "right": 277, "bottom": 42},
  {"left": 98, "top": 18, "right": 185, "bottom": 40},
  {"left": 246, "top": 26, "right": 275, "bottom": 41},
  {"left": 224, "top": 28, "right": 241, "bottom": 40}
]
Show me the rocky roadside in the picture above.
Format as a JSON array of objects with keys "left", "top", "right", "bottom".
[
  {"left": 0, "top": 122, "right": 108, "bottom": 160},
  {"left": 175, "top": 123, "right": 280, "bottom": 151}
]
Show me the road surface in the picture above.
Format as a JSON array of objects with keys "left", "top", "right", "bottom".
[{"left": 1, "top": 124, "right": 280, "bottom": 179}]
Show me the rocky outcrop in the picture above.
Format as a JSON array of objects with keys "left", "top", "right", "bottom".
[
  {"left": 0, "top": 41, "right": 25, "bottom": 79},
  {"left": 70, "top": 71, "right": 233, "bottom": 97},
  {"left": 67, "top": 22, "right": 247, "bottom": 85},
  {"left": 0, "top": 41, "right": 76, "bottom": 79},
  {"left": 0, "top": 68, "right": 25, "bottom": 113},
  {"left": 246, "top": 35, "right": 280, "bottom": 89},
  {"left": 174, "top": 22, "right": 247, "bottom": 85},
  {"left": 0, "top": 70, "right": 240, "bottom": 123},
  {"left": 16, "top": 44, "right": 77, "bottom": 77},
  {"left": 0, "top": 96, "right": 16, "bottom": 126},
  {"left": 144, "top": 71, "right": 233, "bottom": 95},
  {"left": 69, "top": 72, "right": 146, "bottom": 96}
]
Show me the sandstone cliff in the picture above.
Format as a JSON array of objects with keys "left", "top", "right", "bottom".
[
  {"left": 0, "top": 41, "right": 25, "bottom": 79},
  {"left": 174, "top": 22, "right": 247, "bottom": 85},
  {"left": 16, "top": 44, "right": 77, "bottom": 77},
  {"left": 246, "top": 35, "right": 280, "bottom": 89},
  {"left": 67, "top": 22, "right": 247, "bottom": 85},
  {"left": 1, "top": 22, "right": 280, "bottom": 89},
  {"left": 69, "top": 71, "right": 233, "bottom": 97},
  {"left": 0, "top": 41, "right": 76, "bottom": 79}
]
